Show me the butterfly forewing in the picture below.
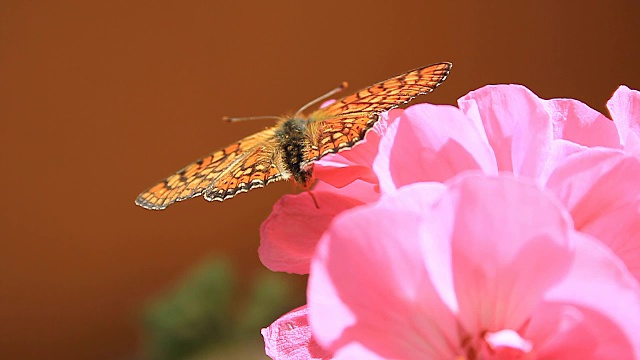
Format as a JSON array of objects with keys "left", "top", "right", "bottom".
[
  {"left": 304, "top": 62, "right": 452, "bottom": 166},
  {"left": 135, "top": 128, "right": 282, "bottom": 210}
]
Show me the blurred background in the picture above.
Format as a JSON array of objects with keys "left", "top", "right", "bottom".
[{"left": 1, "top": 1, "right": 639, "bottom": 359}]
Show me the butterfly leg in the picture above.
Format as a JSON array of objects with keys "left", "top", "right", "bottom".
[
  {"left": 290, "top": 179, "right": 320, "bottom": 209},
  {"left": 306, "top": 189, "right": 320, "bottom": 209}
]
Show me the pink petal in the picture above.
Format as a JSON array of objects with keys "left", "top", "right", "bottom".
[
  {"left": 444, "top": 175, "right": 575, "bottom": 334},
  {"left": 545, "top": 149, "right": 638, "bottom": 225},
  {"left": 333, "top": 343, "right": 388, "bottom": 359},
  {"left": 314, "top": 157, "right": 377, "bottom": 187},
  {"left": 312, "top": 178, "right": 380, "bottom": 204},
  {"left": 525, "top": 302, "right": 602, "bottom": 358},
  {"left": 542, "top": 97, "right": 621, "bottom": 148},
  {"left": 374, "top": 104, "right": 496, "bottom": 194},
  {"left": 259, "top": 190, "right": 364, "bottom": 274},
  {"left": 580, "top": 200, "right": 640, "bottom": 281},
  {"left": 537, "top": 139, "right": 589, "bottom": 184},
  {"left": 262, "top": 305, "right": 331, "bottom": 360},
  {"left": 607, "top": 85, "right": 640, "bottom": 156},
  {"left": 458, "top": 85, "right": 555, "bottom": 181},
  {"left": 545, "top": 148, "right": 640, "bottom": 279},
  {"left": 483, "top": 329, "right": 533, "bottom": 356},
  {"left": 528, "top": 232, "right": 640, "bottom": 358},
  {"left": 309, "top": 184, "right": 460, "bottom": 358}
]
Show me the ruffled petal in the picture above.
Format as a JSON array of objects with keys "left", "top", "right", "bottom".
[
  {"left": 545, "top": 148, "right": 640, "bottom": 281},
  {"left": 543, "top": 97, "right": 621, "bottom": 148},
  {"left": 443, "top": 175, "right": 574, "bottom": 334},
  {"left": 458, "top": 85, "right": 555, "bottom": 182},
  {"left": 262, "top": 305, "right": 331, "bottom": 360},
  {"left": 374, "top": 104, "right": 496, "bottom": 194},
  {"left": 607, "top": 85, "right": 640, "bottom": 157},
  {"left": 259, "top": 190, "right": 364, "bottom": 274},
  {"left": 529, "top": 232, "right": 640, "bottom": 358}
]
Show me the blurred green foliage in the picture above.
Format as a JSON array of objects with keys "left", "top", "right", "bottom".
[{"left": 141, "top": 258, "right": 306, "bottom": 360}]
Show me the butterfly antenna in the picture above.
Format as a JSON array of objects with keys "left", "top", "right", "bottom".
[
  {"left": 295, "top": 81, "right": 348, "bottom": 117},
  {"left": 222, "top": 115, "right": 282, "bottom": 123}
]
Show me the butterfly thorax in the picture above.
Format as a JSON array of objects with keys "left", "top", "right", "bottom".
[{"left": 276, "top": 117, "right": 313, "bottom": 185}]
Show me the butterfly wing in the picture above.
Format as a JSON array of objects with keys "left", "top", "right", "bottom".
[
  {"left": 303, "top": 62, "right": 452, "bottom": 167},
  {"left": 135, "top": 128, "right": 284, "bottom": 210},
  {"left": 203, "top": 135, "right": 284, "bottom": 202}
]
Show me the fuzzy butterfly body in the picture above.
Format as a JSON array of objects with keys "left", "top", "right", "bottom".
[{"left": 136, "top": 62, "right": 452, "bottom": 210}]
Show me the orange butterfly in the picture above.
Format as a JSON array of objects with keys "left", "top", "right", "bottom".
[{"left": 136, "top": 62, "right": 452, "bottom": 210}]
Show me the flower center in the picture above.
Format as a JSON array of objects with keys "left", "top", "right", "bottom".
[{"left": 460, "top": 329, "right": 532, "bottom": 359}]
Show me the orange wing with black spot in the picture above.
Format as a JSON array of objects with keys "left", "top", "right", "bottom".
[
  {"left": 135, "top": 128, "right": 284, "bottom": 210},
  {"left": 303, "top": 62, "right": 452, "bottom": 167}
]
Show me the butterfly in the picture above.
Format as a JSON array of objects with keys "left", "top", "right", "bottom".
[{"left": 135, "top": 62, "right": 452, "bottom": 210}]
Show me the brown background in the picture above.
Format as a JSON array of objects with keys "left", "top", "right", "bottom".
[{"left": 1, "top": 1, "right": 639, "bottom": 359}]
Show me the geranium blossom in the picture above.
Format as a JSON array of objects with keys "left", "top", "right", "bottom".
[
  {"left": 305, "top": 175, "right": 640, "bottom": 358},
  {"left": 259, "top": 85, "right": 640, "bottom": 281}
]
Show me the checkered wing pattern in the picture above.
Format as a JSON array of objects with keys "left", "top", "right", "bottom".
[
  {"left": 135, "top": 128, "right": 283, "bottom": 210},
  {"left": 303, "top": 62, "right": 452, "bottom": 167}
]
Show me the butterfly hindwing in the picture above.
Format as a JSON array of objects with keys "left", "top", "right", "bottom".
[{"left": 204, "top": 135, "right": 284, "bottom": 201}]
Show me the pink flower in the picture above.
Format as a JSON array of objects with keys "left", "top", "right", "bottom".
[
  {"left": 379, "top": 85, "right": 640, "bottom": 283},
  {"left": 307, "top": 175, "right": 640, "bottom": 358},
  {"left": 259, "top": 85, "right": 640, "bottom": 280}
]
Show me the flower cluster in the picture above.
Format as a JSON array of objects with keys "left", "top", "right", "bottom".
[{"left": 261, "top": 85, "right": 640, "bottom": 359}]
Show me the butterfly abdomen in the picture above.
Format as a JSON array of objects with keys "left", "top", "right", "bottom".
[{"left": 277, "top": 118, "right": 313, "bottom": 185}]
